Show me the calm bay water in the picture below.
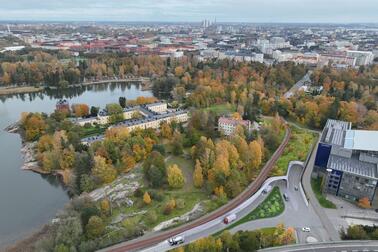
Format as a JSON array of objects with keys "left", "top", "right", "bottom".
[{"left": 0, "top": 83, "right": 152, "bottom": 248}]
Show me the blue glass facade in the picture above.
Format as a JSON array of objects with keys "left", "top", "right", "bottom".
[{"left": 315, "top": 143, "right": 332, "bottom": 168}]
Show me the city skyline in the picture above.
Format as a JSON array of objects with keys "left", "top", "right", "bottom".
[{"left": 0, "top": 0, "right": 377, "bottom": 23}]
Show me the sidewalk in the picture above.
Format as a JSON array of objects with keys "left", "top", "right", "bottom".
[{"left": 301, "top": 139, "right": 341, "bottom": 241}]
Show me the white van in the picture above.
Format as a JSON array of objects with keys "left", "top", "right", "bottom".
[
  {"left": 168, "top": 236, "right": 185, "bottom": 246},
  {"left": 223, "top": 213, "right": 237, "bottom": 224}
]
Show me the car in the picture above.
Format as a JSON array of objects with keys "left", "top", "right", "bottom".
[
  {"left": 168, "top": 236, "right": 185, "bottom": 246},
  {"left": 302, "top": 227, "right": 311, "bottom": 232},
  {"left": 283, "top": 193, "right": 289, "bottom": 201},
  {"left": 294, "top": 186, "right": 299, "bottom": 191}
]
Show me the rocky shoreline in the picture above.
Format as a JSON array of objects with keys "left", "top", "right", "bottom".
[{"left": 5, "top": 123, "right": 49, "bottom": 175}]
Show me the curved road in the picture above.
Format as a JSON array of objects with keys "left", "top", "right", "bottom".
[{"left": 103, "top": 125, "right": 292, "bottom": 252}]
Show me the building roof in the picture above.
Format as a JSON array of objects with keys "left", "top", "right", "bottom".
[
  {"left": 327, "top": 154, "right": 378, "bottom": 179},
  {"left": 218, "top": 117, "right": 250, "bottom": 127},
  {"left": 321, "top": 119, "right": 351, "bottom": 146},
  {"left": 344, "top": 130, "right": 378, "bottom": 152}
]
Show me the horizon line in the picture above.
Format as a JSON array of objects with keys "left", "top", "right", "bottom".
[{"left": 0, "top": 20, "right": 377, "bottom": 25}]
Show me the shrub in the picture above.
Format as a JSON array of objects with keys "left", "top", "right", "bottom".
[
  {"left": 176, "top": 199, "right": 186, "bottom": 209},
  {"left": 145, "top": 210, "right": 158, "bottom": 225},
  {"left": 163, "top": 199, "right": 176, "bottom": 215},
  {"left": 85, "top": 215, "right": 105, "bottom": 239},
  {"left": 134, "top": 187, "right": 145, "bottom": 197},
  {"left": 149, "top": 190, "right": 164, "bottom": 201}
]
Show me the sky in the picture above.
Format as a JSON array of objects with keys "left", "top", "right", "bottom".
[{"left": 0, "top": 0, "right": 377, "bottom": 23}]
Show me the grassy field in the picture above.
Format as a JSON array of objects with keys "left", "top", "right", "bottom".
[
  {"left": 311, "top": 177, "right": 337, "bottom": 209},
  {"left": 203, "top": 103, "right": 236, "bottom": 115},
  {"left": 271, "top": 126, "right": 317, "bottom": 176},
  {"left": 223, "top": 187, "right": 285, "bottom": 231},
  {"left": 165, "top": 156, "right": 195, "bottom": 192},
  {"left": 81, "top": 125, "right": 107, "bottom": 137}
]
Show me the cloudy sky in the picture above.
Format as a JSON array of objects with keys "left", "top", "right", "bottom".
[{"left": 0, "top": 0, "right": 377, "bottom": 23}]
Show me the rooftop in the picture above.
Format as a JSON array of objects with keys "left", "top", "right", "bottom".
[
  {"left": 344, "top": 130, "right": 378, "bottom": 152},
  {"left": 321, "top": 119, "right": 351, "bottom": 146},
  {"left": 328, "top": 154, "right": 378, "bottom": 179},
  {"left": 218, "top": 117, "right": 250, "bottom": 127}
]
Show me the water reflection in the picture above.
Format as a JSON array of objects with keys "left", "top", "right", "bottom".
[{"left": 0, "top": 82, "right": 141, "bottom": 103}]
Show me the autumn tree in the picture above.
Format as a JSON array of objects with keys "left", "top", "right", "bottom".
[
  {"left": 248, "top": 140, "right": 262, "bottom": 179},
  {"left": 167, "top": 164, "right": 185, "bottom": 189},
  {"left": 22, "top": 113, "right": 46, "bottom": 141},
  {"left": 193, "top": 159, "right": 204, "bottom": 188},
  {"left": 143, "top": 192, "right": 152, "bottom": 205},
  {"left": 92, "top": 155, "right": 117, "bottom": 184},
  {"left": 122, "top": 154, "right": 136, "bottom": 173},
  {"left": 85, "top": 215, "right": 105, "bottom": 239},
  {"left": 161, "top": 122, "right": 173, "bottom": 139},
  {"left": 100, "top": 199, "right": 111, "bottom": 216},
  {"left": 71, "top": 103, "right": 89, "bottom": 118}
]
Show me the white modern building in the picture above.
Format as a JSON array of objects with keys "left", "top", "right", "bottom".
[{"left": 346, "top": 50, "right": 374, "bottom": 66}]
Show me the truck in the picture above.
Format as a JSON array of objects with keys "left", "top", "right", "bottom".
[
  {"left": 223, "top": 213, "right": 237, "bottom": 224},
  {"left": 168, "top": 236, "right": 185, "bottom": 246}
]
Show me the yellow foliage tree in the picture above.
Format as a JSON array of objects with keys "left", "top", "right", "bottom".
[
  {"left": 92, "top": 155, "right": 117, "bottom": 184},
  {"left": 161, "top": 122, "right": 173, "bottom": 139},
  {"left": 167, "top": 164, "right": 185, "bottom": 189},
  {"left": 105, "top": 127, "right": 129, "bottom": 142},
  {"left": 143, "top": 192, "right": 152, "bottom": 205},
  {"left": 248, "top": 140, "right": 262, "bottom": 179},
  {"left": 71, "top": 103, "right": 89, "bottom": 118},
  {"left": 213, "top": 156, "right": 230, "bottom": 177},
  {"left": 214, "top": 186, "right": 226, "bottom": 198},
  {"left": 193, "top": 159, "right": 204, "bottom": 188},
  {"left": 100, "top": 199, "right": 111, "bottom": 216},
  {"left": 122, "top": 154, "right": 136, "bottom": 173}
]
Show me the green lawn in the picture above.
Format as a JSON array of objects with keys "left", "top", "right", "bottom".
[
  {"left": 81, "top": 125, "right": 107, "bottom": 137},
  {"left": 203, "top": 103, "right": 236, "bottom": 115},
  {"left": 271, "top": 126, "right": 317, "bottom": 176},
  {"left": 311, "top": 177, "right": 337, "bottom": 209},
  {"left": 222, "top": 187, "right": 285, "bottom": 231}
]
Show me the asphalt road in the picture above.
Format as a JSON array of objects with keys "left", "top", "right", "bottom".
[
  {"left": 231, "top": 164, "right": 328, "bottom": 244},
  {"left": 101, "top": 127, "right": 292, "bottom": 252},
  {"left": 140, "top": 164, "right": 327, "bottom": 252},
  {"left": 301, "top": 138, "right": 341, "bottom": 241}
]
